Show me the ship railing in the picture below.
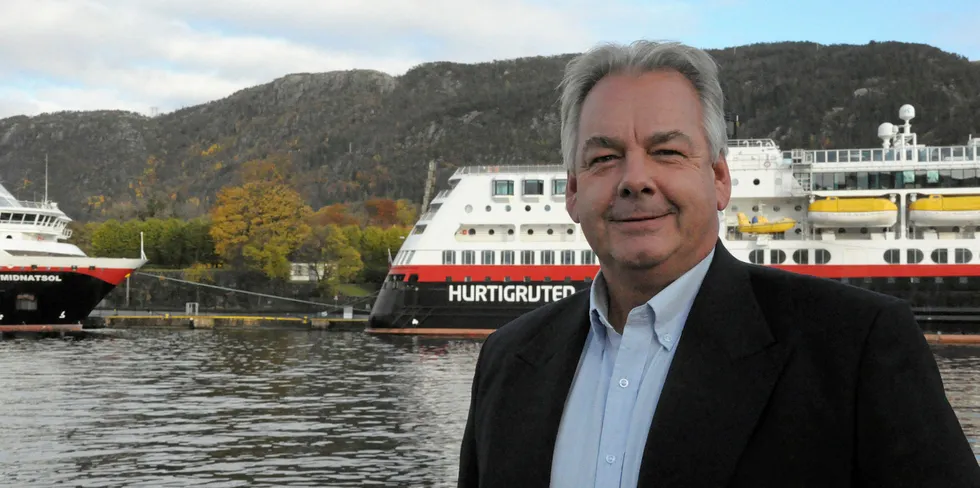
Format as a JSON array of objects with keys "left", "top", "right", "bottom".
[
  {"left": 452, "top": 164, "right": 564, "bottom": 176},
  {"left": 803, "top": 145, "right": 979, "bottom": 165},
  {"left": 728, "top": 138, "right": 777, "bottom": 148},
  {"left": 15, "top": 200, "right": 61, "bottom": 210},
  {"left": 433, "top": 189, "right": 451, "bottom": 200}
]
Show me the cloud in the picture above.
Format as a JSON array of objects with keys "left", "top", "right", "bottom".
[{"left": 0, "top": 0, "right": 700, "bottom": 119}]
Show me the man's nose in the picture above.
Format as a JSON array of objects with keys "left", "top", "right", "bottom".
[{"left": 617, "top": 151, "right": 655, "bottom": 199}]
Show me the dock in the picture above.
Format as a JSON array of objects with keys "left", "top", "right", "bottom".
[{"left": 94, "top": 314, "right": 367, "bottom": 331}]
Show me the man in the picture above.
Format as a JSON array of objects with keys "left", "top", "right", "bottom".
[{"left": 457, "top": 40, "right": 979, "bottom": 487}]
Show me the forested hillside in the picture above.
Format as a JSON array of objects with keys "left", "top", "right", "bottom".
[{"left": 1, "top": 41, "right": 978, "bottom": 222}]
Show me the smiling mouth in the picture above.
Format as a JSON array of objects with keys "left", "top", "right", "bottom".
[{"left": 613, "top": 213, "right": 672, "bottom": 222}]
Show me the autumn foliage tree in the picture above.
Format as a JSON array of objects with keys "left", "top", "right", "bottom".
[
  {"left": 209, "top": 177, "right": 313, "bottom": 280},
  {"left": 311, "top": 203, "right": 361, "bottom": 227}
]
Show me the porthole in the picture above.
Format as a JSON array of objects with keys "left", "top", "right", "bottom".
[
  {"left": 566, "top": 228, "right": 573, "bottom": 235},
  {"left": 505, "top": 205, "right": 511, "bottom": 212},
  {"left": 489, "top": 229, "right": 495, "bottom": 235},
  {"left": 752, "top": 205, "right": 759, "bottom": 212},
  {"left": 773, "top": 206, "right": 780, "bottom": 211},
  {"left": 732, "top": 178, "right": 739, "bottom": 186},
  {"left": 527, "top": 229, "right": 534, "bottom": 235},
  {"left": 525, "top": 205, "right": 531, "bottom": 212},
  {"left": 544, "top": 205, "right": 551, "bottom": 211},
  {"left": 468, "top": 228, "right": 475, "bottom": 235},
  {"left": 507, "top": 229, "right": 514, "bottom": 235},
  {"left": 485, "top": 205, "right": 491, "bottom": 212},
  {"left": 465, "top": 205, "right": 473, "bottom": 213},
  {"left": 547, "top": 229, "right": 554, "bottom": 235},
  {"left": 753, "top": 178, "right": 760, "bottom": 185},
  {"left": 795, "top": 205, "right": 802, "bottom": 211}
]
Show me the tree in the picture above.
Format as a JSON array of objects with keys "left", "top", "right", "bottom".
[
  {"left": 312, "top": 203, "right": 361, "bottom": 227},
  {"left": 364, "top": 198, "right": 400, "bottom": 227},
  {"left": 209, "top": 180, "right": 313, "bottom": 279}
]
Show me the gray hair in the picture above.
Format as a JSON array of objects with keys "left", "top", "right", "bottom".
[{"left": 558, "top": 40, "right": 728, "bottom": 173}]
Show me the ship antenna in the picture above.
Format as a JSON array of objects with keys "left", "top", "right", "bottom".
[
  {"left": 140, "top": 231, "right": 147, "bottom": 260},
  {"left": 44, "top": 153, "right": 49, "bottom": 204}
]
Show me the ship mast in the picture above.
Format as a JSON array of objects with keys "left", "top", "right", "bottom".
[{"left": 44, "top": 153, "right": 49, "bottom": 205}]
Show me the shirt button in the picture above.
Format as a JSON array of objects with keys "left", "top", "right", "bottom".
[
  {"left": 663, "top": 334, "right": 672, "bottom": 343},
  {"left": 618, "top": 378, "right": 629, "bottom": 388},
  {"left": 605, "top": 454, "right": 616, "bottom": 464}
]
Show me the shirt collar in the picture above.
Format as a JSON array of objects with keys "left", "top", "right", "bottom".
[{"left": 588, "top": 249, "right": 715, "bottom": 350}]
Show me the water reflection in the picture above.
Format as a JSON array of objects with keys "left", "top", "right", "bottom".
[{"left": 0, "top": 330, "right": 975, "bottom": 487}]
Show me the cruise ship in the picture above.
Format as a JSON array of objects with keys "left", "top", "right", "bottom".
[
  {"left": 369, "top": 104, "right": 980, "bottom": 334},
  {"left": 0, "top": 181, "right": 146, "bottom": 326}
]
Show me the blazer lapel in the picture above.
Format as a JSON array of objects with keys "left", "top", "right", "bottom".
[
  {"left": 486, "top": 292, "right": 591, "bottom": 487},
  {"left": 637, "top": 242, "right": 793, "bottom": 486}
]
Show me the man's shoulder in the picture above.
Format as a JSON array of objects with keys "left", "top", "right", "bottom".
[
  {"left": 744, "top": 262, "right": 906, "bottom": 321},
  {"left": 480, "top": 288, "right": 588, "bottom": 357}
]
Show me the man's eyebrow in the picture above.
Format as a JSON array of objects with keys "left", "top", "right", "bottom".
[
  {"left": 644, "top": 130, "right": 694, "bottom": 148},
  {"left": 581, "top": 135, "right": 624, "bottom": 152},
  {"left": 581, "top": 131, "right": 695, "bottom": 152}
]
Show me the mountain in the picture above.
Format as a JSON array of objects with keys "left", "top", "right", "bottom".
[{"left": 1, "top": 41, "right": 978, "bottom": 221}]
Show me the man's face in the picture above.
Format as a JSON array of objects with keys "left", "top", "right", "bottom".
[{"left": 565, "top": 70, "right": 731, "bottom": 273}]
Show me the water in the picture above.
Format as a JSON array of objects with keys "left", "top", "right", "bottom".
[{"left": 0, "top": 330, "right": 976, "bottom": 487}]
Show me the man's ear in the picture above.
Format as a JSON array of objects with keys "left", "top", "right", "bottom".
[{"left": 565, "top": 171, "right": 580, "bottom": 223}]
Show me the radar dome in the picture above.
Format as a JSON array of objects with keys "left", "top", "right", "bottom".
[
  {"left": 878, "top": 122, "right": 894, "bottom": 141},
  {"left": 899, "top": 104, "right": 915, "bottom": 121}
]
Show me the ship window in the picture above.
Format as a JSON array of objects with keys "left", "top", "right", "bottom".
[
  {"left": 441, "top": 250, "right": 456, "bottom": 265},
  {"left": 461, "top": 250, "right": 476, "bottom": 265},
  {"left": 883, "top": 249, "right": 900, "bottom": 264},
  {"left": 16, "top": 294, "right": 37, "bottom": 311},
  {"left": 581, "top": 250, "right": 596, "bottom": 265},
  {"left": 792, "top": 249, "right": 809, "bottom": 264},
  {"left": 541, "top": 250, "right": 555, "bottom": 265},
  {"left": 814, "top": 249, "right": 831, "bottom": 265},
  {"left": 412, "top": 225, "right": 426, "bottom": 234},
  {"left": 552, "top": 179, "right": 567, "bottom": 195},
  {"left": 770, "top": 249, "right": 786, "bottom": 264},
  {"left": 749, "top": 250, "right": 764, "bottom": 264},
  {"left": 23, "top": 214, "right": 36, "bottom": 223},
  {"left": 501, "top": 250, "right": 515, "bottom": 265},
  {"left": 493, "top": 180, "right": 514, "bottom": 196},
  {"left": 0, "top": 213, "right": 9, "bottom": 220},
  {"left": 561, "top": 250, "right": 575, "bottom": 265},
  {"left": 907, "top": 249, "right": 924, "bottom": 264},
  {"left": 521, "top": 250, "right": 535, "bottom": 265},
  {"left": 523, "top": 179, "right": 544, "bottom": 195},
  {"left": 481, "top": 250, "right": 495, "bottom": 265},
  {"left": 954, "top": 248, "right": 972, "bottom": 264},
  {"left": 930, "top": 249, "right": 948, "bottom": 264}
]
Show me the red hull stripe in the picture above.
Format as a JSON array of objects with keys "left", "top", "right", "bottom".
[
  {"left": 0, "top": 266, "right": 137, "bottom": 286},
  {"left": 389, "top": 264, "right": 980, "bottom": 282}
]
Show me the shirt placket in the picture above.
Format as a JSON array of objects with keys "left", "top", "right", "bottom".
[{"left": 594, "top": 312, "right": 654, "bottom": 487}]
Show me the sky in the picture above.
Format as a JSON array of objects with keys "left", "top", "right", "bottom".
[{"left": 0, "top": 0, "right": 976, "bottom": 119}]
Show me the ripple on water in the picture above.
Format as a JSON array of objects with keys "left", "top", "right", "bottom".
[{"left": 0, "top": 330, "right": 975, "bottom": 486}]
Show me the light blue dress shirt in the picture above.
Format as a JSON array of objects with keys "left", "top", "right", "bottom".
[{"left": 550, "top": 250, "right": 715, "bottom": 488}]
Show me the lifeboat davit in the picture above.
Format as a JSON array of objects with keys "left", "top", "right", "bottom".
[
  {"left": 807, "top": 197, "right": 897, "bottom": 228},
  {"left": 736, "top": 212, "right": 796, "bottom": 234},
  {"left": 908, "top": 194, "right": 980, "bottom": 226}
]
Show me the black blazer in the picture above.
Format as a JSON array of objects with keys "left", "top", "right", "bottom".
[{"left": 458, "top": 241, "right": 979, "bottom": 487}]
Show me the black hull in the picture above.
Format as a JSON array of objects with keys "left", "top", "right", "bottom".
[
  {"left": 0, "top": 271, "right": 121, "bottom": 325},
  {"left": 369, "top": 277, "right": 980, "bottom": 334}
]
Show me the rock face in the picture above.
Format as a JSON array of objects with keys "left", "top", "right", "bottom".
[{"left": 1, "top": 41, "right": 978, "bottom": 221}]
